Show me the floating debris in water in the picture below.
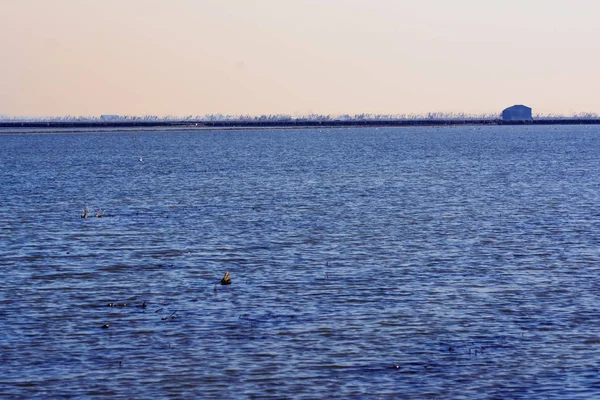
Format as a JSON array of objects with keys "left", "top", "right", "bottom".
[
  {"left": 220, "top": 271, "right": 231, "bottom": 285},
  {"left": 161, "top": 310, "right": 178, "bottom": 321}
]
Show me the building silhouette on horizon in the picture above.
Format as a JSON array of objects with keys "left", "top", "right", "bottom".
[{"left": 502, "top": 105, "right": 533, "bottom": 121}]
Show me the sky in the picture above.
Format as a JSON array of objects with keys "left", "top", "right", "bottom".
[{"left": 2, "top": 0, "right": 599, "bottom": 117}]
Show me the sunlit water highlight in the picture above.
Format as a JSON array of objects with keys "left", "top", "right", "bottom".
[{"left": 1, "top": 125, "right": 600, "bottom": 398}]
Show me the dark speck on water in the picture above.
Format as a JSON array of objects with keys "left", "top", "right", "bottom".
[{"left": 1, "top": 126, "right": 600, "bottom": 398}]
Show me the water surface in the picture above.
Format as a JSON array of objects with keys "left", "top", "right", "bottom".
[{"left": 1, "top": 125, "right": 600, "bottom": 398}]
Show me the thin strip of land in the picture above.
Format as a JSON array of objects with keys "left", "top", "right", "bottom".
[{"left": 1, "top": 117, "right": 600, "bottom": 133}]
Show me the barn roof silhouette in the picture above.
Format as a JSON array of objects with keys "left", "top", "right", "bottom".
[{"left": 502, "top": 105, "right": 533, "bottom": 121}]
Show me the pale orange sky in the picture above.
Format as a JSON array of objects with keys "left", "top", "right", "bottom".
[{"left": 1, "top": 0, "right": 599, "bottom": 117}]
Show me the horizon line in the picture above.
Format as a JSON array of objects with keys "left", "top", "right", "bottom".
[{"left": 2, "top": 111, "right": 600, "bottom": 122}]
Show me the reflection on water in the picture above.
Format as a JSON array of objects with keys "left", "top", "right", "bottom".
[{"left": 1, "top": 126, "right": 600, "bottom": 398}]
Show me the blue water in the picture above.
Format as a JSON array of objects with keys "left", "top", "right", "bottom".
[{"left": 1, "top": 125, "right": 600, "bottom": 399}]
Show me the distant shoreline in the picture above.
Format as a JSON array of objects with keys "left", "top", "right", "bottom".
[{"left": 1, "top": 118, "right": 600, "bottom": 134}]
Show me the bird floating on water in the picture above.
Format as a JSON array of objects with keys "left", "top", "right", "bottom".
[{"left": 220, "top": 271, "right": 231, "bottom": 285}]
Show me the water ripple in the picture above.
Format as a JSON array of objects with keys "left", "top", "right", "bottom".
[{"left": 1, "top": 126, "right": 600, "bottom": 398}]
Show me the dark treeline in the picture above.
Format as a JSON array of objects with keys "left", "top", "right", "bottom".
[
  {"left": 2, "top": 119, "right": 600, "bottom": 130},
  {"left": 2, "top": 112, "right": 600, "bottom": 129}
]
